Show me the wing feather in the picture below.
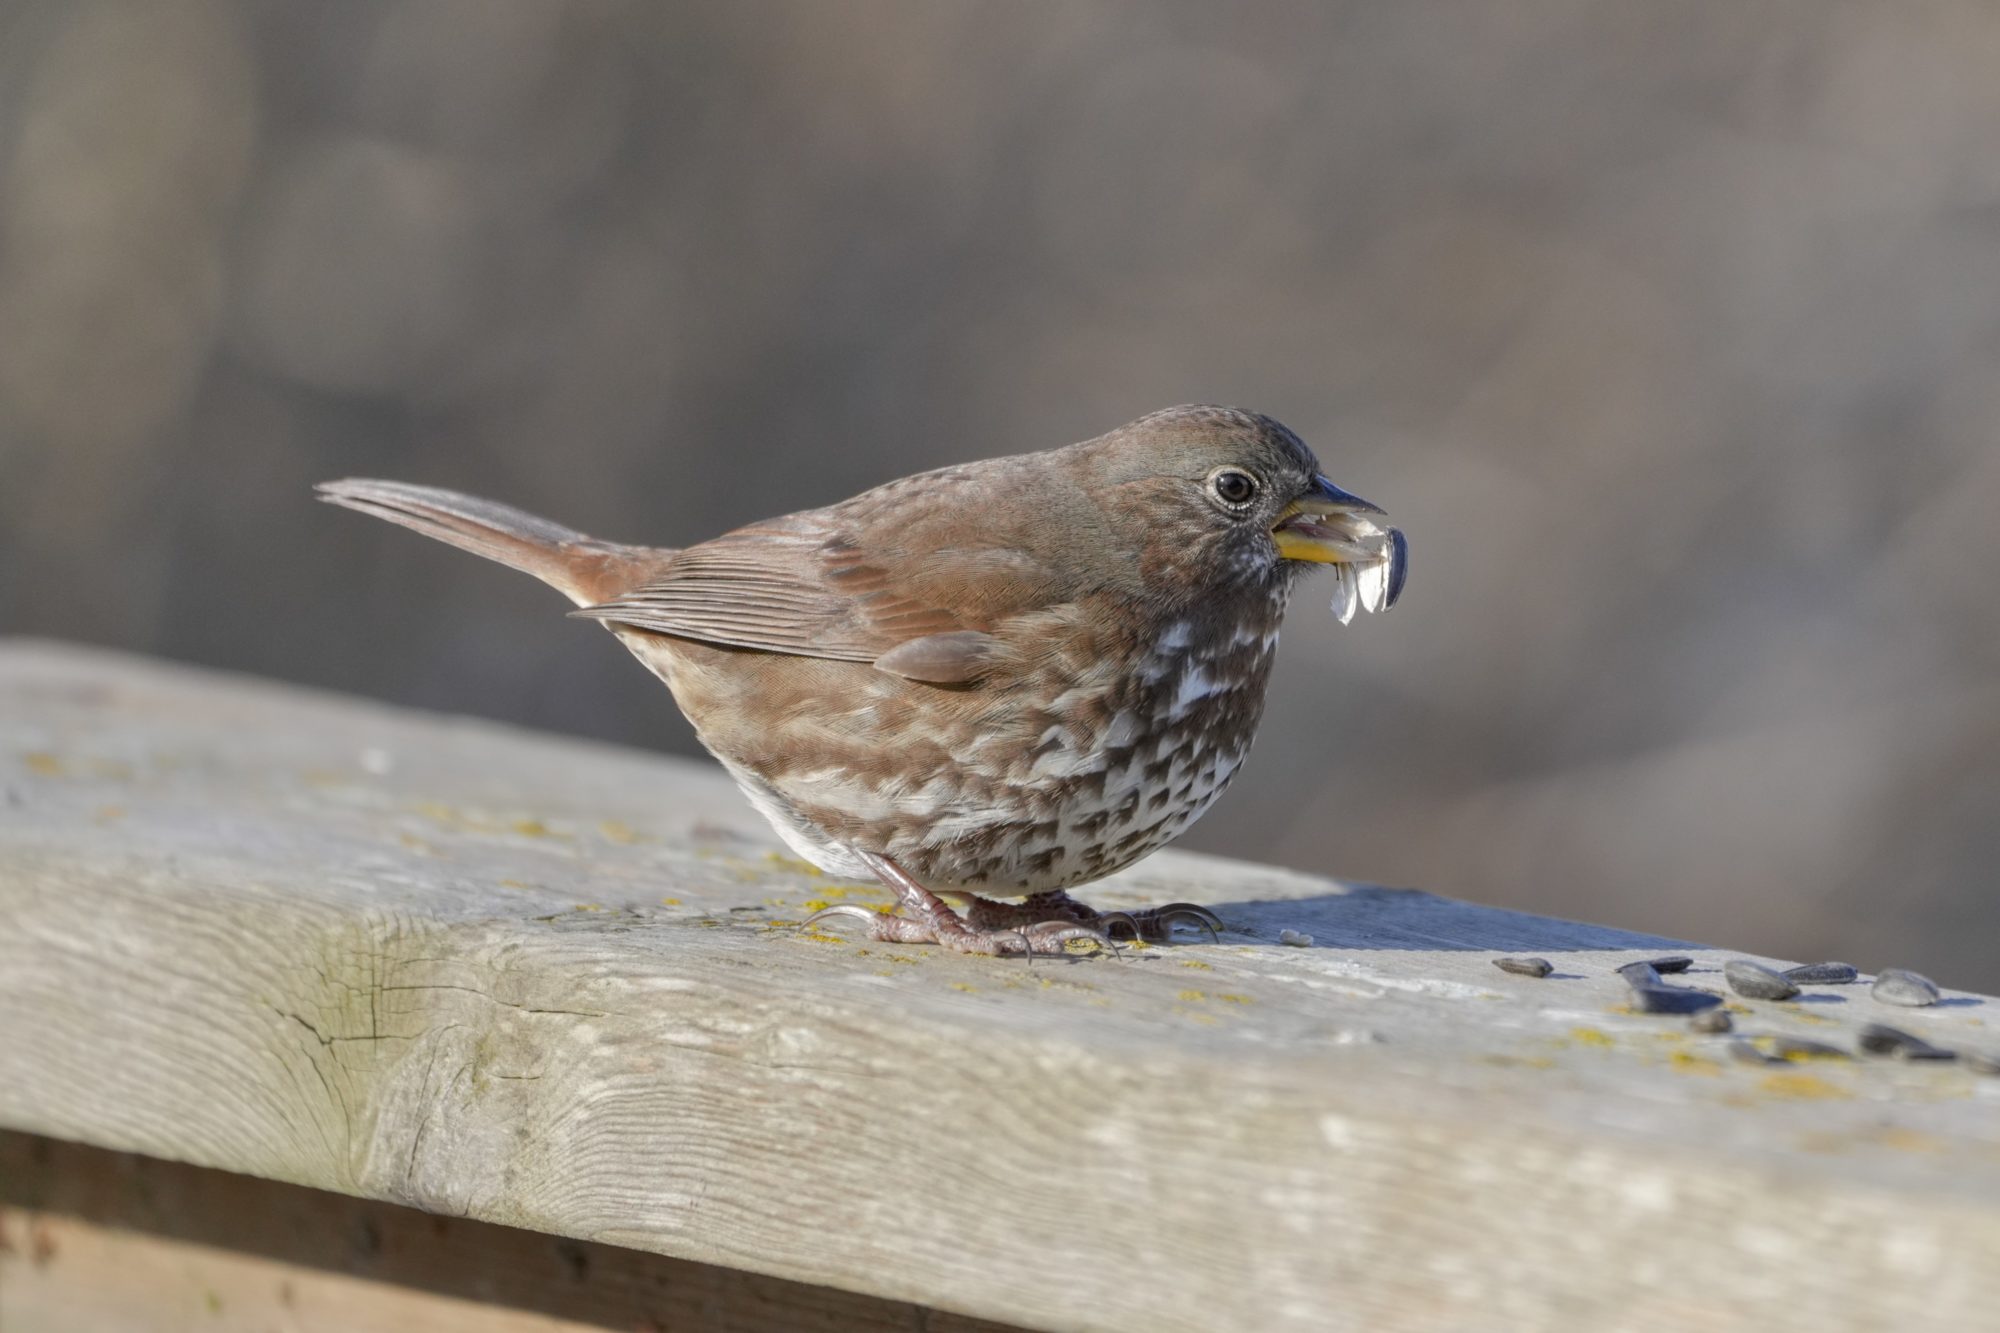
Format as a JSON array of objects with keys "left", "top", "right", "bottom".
[
  {"left": 572, "top": 516, "right": 997, "bottom": 663},
  {"left": 573, "top": 456, "right": 1078, "bottom": 670}
]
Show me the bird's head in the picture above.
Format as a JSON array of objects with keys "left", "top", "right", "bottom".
[{"left": 1079, "top": 405, "right": 1406, "bottom": 622}]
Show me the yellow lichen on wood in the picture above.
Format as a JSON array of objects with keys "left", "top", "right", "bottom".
[
  {"left": 1759, "top": 1072, "right": 1850, "bottom": 1100},
  {"left": 1669, "top": 1050, "right": 1721, "bottom": 1075}
]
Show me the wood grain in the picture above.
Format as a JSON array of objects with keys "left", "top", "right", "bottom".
[
  {"left": 0, "top": 1131, "right": 1020, "bottom": 1333},
  {"left": 3, "top": 640, "right": 1998, "bottom": 1332}
]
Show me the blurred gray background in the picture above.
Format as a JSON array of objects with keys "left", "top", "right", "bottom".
[{"left": 3, "top": 1, "right": 1997, "bottom": 986}]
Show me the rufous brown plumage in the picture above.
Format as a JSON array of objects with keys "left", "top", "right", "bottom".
[{"left": 318, "top": 405, "right": 1405, "bottom": 954}]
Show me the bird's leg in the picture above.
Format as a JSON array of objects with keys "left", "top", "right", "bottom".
[
  {"left": 964, "top": 889, "right": 1222, "bottom": 944},
  {"left": 805, "top": 851, "right": 1114, "bottom": 957}
]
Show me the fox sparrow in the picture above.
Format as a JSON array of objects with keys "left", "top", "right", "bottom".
[{"left": 319, "top": 406, "right": 1405, "bottom": 955}]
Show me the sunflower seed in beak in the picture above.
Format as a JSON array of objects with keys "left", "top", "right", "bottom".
[
  {"left": 1357, "top": 553, "right": 1390, "bottom": 615},
  {"left": 1329, "top": 564, "right": 1359, "bottom": 625},
  {"left": 1338, "top": 527, "right": 1406, "bottom": 620}
]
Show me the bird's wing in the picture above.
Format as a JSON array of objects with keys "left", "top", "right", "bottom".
[{"left": 571, "top": 504, "right": 1056, "bottom": 680}]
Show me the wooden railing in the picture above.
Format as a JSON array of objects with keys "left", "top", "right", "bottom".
[{"left": 2, "top": 641, "right": 1996, "bottom": 1332}]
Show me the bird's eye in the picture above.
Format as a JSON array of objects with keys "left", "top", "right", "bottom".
[{"left": 1209, "top": 469, "right": 1258, "bottom": 507}]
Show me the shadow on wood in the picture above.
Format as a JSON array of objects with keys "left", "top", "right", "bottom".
[{"left": 1206, "top": 887, "right": 1692, "bottom": 953}]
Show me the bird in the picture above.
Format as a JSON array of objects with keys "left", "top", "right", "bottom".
[{"left": 317, "top": 405, "right": 1405, "bottom": 955}]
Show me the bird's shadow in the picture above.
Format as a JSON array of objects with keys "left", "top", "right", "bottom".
[
  {"left": 1189, "top": 885, "right": 1696, "bottom": 954},
  {"left": 1150, "top": 886, "right": 1986, "bottom": 1007}
]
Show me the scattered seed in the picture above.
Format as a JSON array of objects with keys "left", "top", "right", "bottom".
[
  {"left": 1494, "top": 956, "right": 1553, "bottom": 978},
  {"left": 1855, "top": 1025, "right": 1905, "bottom": 1056},
  {"left": 1630, "top": 984, "right": 1722, "bottom": 1015},
  {"left": 1872, "top": 969, "right": 1941, "bottom": 1008},
  {"left": 1856, "top": 1023, "right": 1955, "bottom": 1061},
  {"left": 1770, "top": 1037, "right": 1851, "bottom": 1062},
  {"left": 1729, "top": 1039, "right": 1783, "bottom": 1066},
  {"left": 1689, "top": 1008, "right": 1734, "bottom": 1034},
  {"left": 1724, "top": 959, "right": 1801, "bottom": 1001},
  {"left": 1616, "top": 961, "right": 1663, "bottom": 987},
  {"left": 1278, "top": 929, "right": 1314, "bottom": 947},
  {"left": 1647, "top": 956, "right": 1695, "bottom": 974},
  {"left": 1782, "top": 962, "right": 1859, "bottom": 985},
  {"left": 1964, "top": 1052, "right": 2000, "bottom": 1077}
]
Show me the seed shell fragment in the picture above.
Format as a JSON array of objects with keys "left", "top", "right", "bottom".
[
  {"left": 1724, "top": 959, "right": 1801, "bottom": 1001},
  {"left": 1729, "top": 1040, "right": 1782, "bottom": 1066},
  {"left": 1630, "top": 984, "right": 1722, "bottom": 1015},
  {"left": 1856, "top": 1023, "right": 1955, "bottom": 1061},
  {"left": 1782, "top": 962, "right": 1859, "bottom": 985},
  {"left": 1616, "top": 961, "right": 1663, "bottom": 987},
  {"left": 1872, "top": 969, "right": 1941, "bottom": 1008}
]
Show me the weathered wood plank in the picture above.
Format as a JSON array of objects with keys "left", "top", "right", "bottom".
[
  {"left": 2, "top": 640, "right": 1998, "bottom": 1332},
  {"left": 0, "top": 1131, "right": 1020, "bottom": 1333}
]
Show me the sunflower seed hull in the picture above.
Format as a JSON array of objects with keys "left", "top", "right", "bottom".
[
  {"left": 1857, "top": 1023, "right": 1955, "bottom": 1060},
  {"left": 1771, "top": 1037, "right": 1851, "bottom": 1062},
  {"left": 1965, "top": 1052, "right": 2000, "bottom": 1077},
  {"left": 1689, "top": 1008, "right": 1734, "bottom": 1034},
  {"left": 1782, "top": 962, "right": 1860, "bottom": 985},
  {"left": 1872, "top": 968, "right": 1941, "bottom": 1007},
  {"left": 1617, "top": 961, "right": 1664, "bottom": 987},
  {"left": 1328, "top": 567, "right": 1358, "bottom": 626},
  {"left": 1729, "top": 1039, "right": 1783, "bottom": 1066},
  {"left": 1647, "top": 956, "right": 1695, "bottom": 974},
  {"left": 1493, "top": 956, "right": 1553, "bottom": 978},
  {"left": 1630, "top": 984, "right": 1722, "bottom": 1015},
  {"left": 1855, "top": 1026, "right": 1900, "bottom": 1056},
  {"left": 1356, "top": 555, "right": 1391, "bottom": 614},
  {"left": 1383, "top": 528, "right": 1408, "bottom": 608},
  {"left": 1724, "top": 959, "right": 1801, "bottom": 1001}
]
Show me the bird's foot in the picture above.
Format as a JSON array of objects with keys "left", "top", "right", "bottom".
[
  {"left": 803, "top": 852, "right": 1116, "bottom": 957},
  {"left": 964, "top": 890, "right": 1222, "bottom": 944},
  {"left": 804, "top": 904, "right": 1111, "bottom": 955}
]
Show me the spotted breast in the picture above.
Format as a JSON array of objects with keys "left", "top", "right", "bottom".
[
  {"left": 318, "top": 404, "right": 1403, "bottom": 955},
  {"left": 627, "top": 581, "right": 1288, "bottom": 899}
]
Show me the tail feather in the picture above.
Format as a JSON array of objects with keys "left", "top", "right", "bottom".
[{"left": 316, "top": 479, "right": 668, "bottom": 607}]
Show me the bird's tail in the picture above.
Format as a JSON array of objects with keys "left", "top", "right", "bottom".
[{"left": 315, "top": 479, "right": 669, "bottom": 607}]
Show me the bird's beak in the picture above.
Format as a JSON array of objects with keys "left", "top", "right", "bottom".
[
  {"left": 1272, "top": 476, "right": 1389, "bottom": 563},
  {"left": 1271, "top": 476, "right": 1407, "bottom": 613}
]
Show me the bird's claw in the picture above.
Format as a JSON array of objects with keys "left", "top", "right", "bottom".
[
  {"left": 1009, "top": 919, "right": 1121, "bottom": 959},
  {"left": 803, "top": 904, "right": 879, "bottom": 930},
  {"left": 1098, "top": 902, "right": 1223, "bottom": 944}
]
